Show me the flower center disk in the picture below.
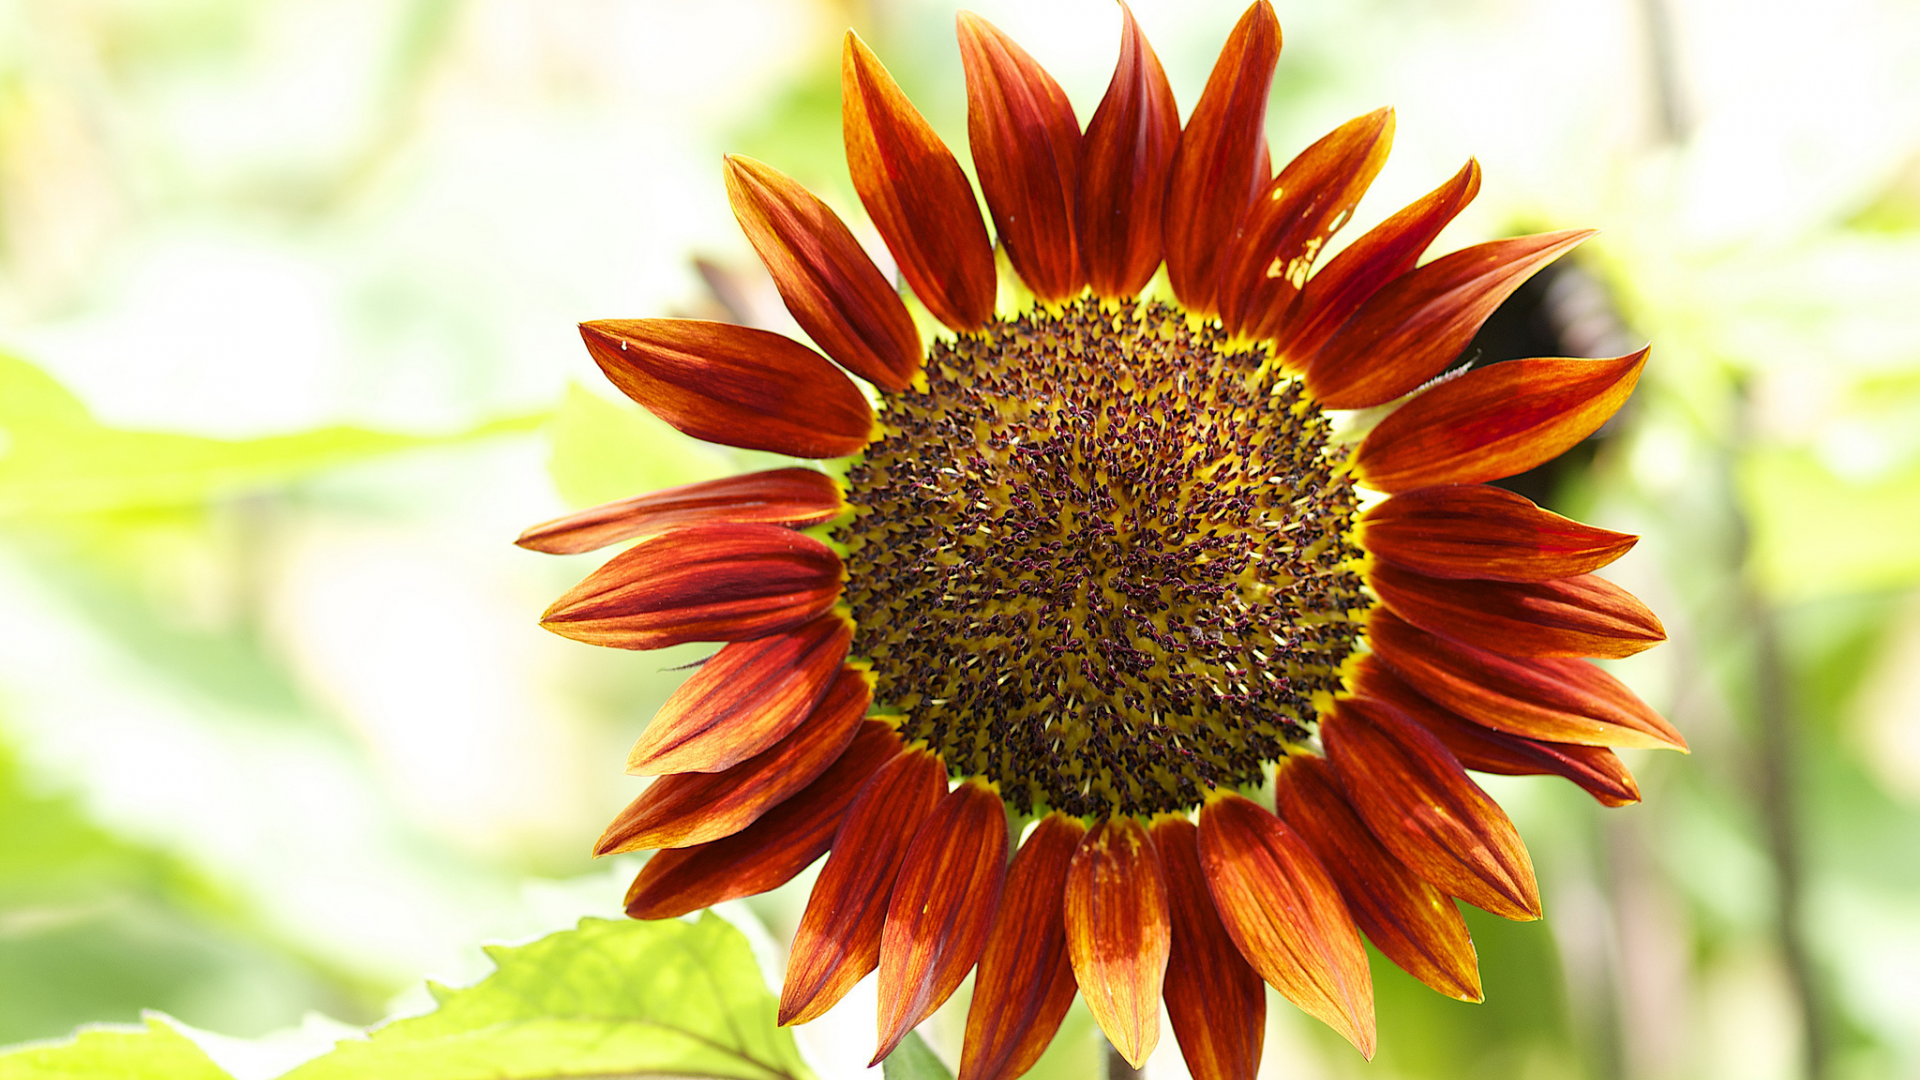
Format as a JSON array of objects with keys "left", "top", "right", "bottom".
[{"left": 839, "top": 297, "right": 1369, "bottom": 817}]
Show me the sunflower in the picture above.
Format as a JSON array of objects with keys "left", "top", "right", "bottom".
[{"left": 518, "top": 3, "right": 1684, "bottom": 1077}]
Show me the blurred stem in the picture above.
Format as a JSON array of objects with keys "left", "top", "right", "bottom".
[
  {"left": 1105, "top": 1038, "right": 1144, "bottom": 1080},
  {"left": 1729, "top": 378, "right": 1827, "bottom": 1080}
]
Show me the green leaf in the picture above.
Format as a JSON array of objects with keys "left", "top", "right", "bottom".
[
  {"left": 0, "top": 1015, "right": 233, "bottom": 1080},
  {"left": 545, "top": 383, "right": 729, "bottom": 508},
  {"left": 881, "top": 1031, "right": 954, "bottom": 1080},
  {"left": 283, "top": 914, "right": 814, "bottom": 1080},
  {"left": 1741, "top": 447, "right": 1920, "bottom": 599},
  {"left": 0, "top": 354, "right": 544, "bottom": 517}
]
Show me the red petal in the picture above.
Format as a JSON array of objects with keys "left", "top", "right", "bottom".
[
  {"left": 1323, "top": 697, "right": 1540, "bottom": 920},
  {"left": 1151, "top": 817, "right": 1264, "bottom": 1080},
  {"left": 625, "top": 613, "right": 854, "bottom": 776},
  {"left": 1275, "top": 159, "right": 1480, "bottom": 366},
  {"left": 1354, "top": 348, "right": 1649, "bottom": 493},
  {"left": 1359, "top": 483, "right": 1637, "bottom": 582},
  {"left": 1077, "top": 2, "right": 1180, "bottom": 298},
  {"left": 516, "top": 468, "right": 845, "bottom": 557},
  {"left": 540, "top": 522, "right": 843, "bottom": 650},
  {"left": 725, "top": 156, "right": 923, "bottom": 391},
  {"left": 1197, "top": 793, "right": 1375, "bottom": 1058},
  {"left": 781, "top": 747, "right": 946, "bottom": 1026},
  {"left": 1162, "top": 1, "right": 1281, "bottom": 314},
  {"left": 1369, "top": 560, "right": 1666, "bottom": 660},
  {"left": 1064, "top": 817, "right": 1171, "bottom": 1069},
  {"left": 957, "top": 814, "right": 1086, "bottom": 1080},
  {"left": 1304, "top": 231, "right": 1594, "bottom": 409},
  {"left": 623, "top": 720, "right": 901, "bottom": 919},
  {"left": 873, "top": 780, "right": 1009, "bottom": 1064},
  {"left": 1216, "top": 108, "right": 1394, "bottom": 341},
  {"left": 959, "top": 13, "right": 1083, "bottom": 302},
  {"left": 843, "top": 32, "right": 996, "bottom": 332},
  {"left": 1353, "top": 656, "right": 1640, "bottom": 806},
  {"left": 579, "top": 319, "right": 872, "bottom": 459},
  {"left": 596, "top": 667, "right": 868, "bottom": 853},
  {"left": 1369, "top": 608, "right": 1687, "bottom": 750},
  {"left": 1272, "top": 756, "right": 1482, "bottom": 1001}
]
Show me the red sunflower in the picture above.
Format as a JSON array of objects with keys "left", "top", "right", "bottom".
[{"left": 518, "top": 4, "right": 1684, "bottom": 1077}]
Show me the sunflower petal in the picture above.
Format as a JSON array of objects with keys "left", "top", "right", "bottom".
[
  {"left": 540, "top": 522, "right": 843, "bottom": 650},
  {"left": 1359, "top": 484, "right": 1637, "bottom": 581},
  {"left": 873, "top": 780, "right": 1008, "bottom": 1064},
  {"left": 623, "top": 720, "right": 901, "bottom": 919},
  {"left": 1151, "top": 816, "right": 1265, "bottom": 1080},
  {"left": 1323, "top": 697, "right": 1541, "bottom": 920},
  {"left": 1354, "top": 657, "right": 1640, "bottom": 806},
  {"left": 959, "top": 13, "right": 1083, "bottom": 302},
  {"left": 725, "top": 156, "right": 923, "bottom": 391},
  {"left": 1162, "top": 0, "right": 1281, "bottom": 314},
  {"left": 957, "top": 813, "right": 1086, "bottom": 1080},
  {"left": 625, "top": 614, "right": 852, "bottom": 776},
  {"left": 579, "top": 319, "right": 873, "bottom": 458},
  {"left": 1304, "top": 231, "right": 1593, "bottom": 409},
  {"left": 596, "top": 667, "right": 869, "bottom": 853},
  {"left": 1216, "top": 108, "right": 1394, "bottom": 341},
  {"left": 1077, "top": 1, "right": 1180, "bottom": 298},
  {"left": 1369, "top": 608, "right": 1687, "bottom": 750},
  {"left": 843, "top": 31, "right": 996, "bottom": 332},
  {"left": 1064, "top": 817, "right": 1171, "bottom": 1069},
  {"left": 1353, "top": 348, "right": 1649, "bottom": 493},
  {"left": 1275, "top": 159, "right": 1480, "bottom": 366},
  {"left": 1197, "top": 793, "right": 1375, "bottom": 1058},
  {"left": 781, "top": 747, "right": 947, "bottom": 1026},
  {"left": 1369, "top": 561, "right": 1666, "bottom": 660},
  {"left": 516, "top": 468, "right": 845, "bottom": 557},
  {"left": 1273, "top": 756, "right": 1482, "bottom": 1001}
]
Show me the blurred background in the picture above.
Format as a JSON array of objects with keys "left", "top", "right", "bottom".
[{"left": 2, "top": 0, "right": 1918, "bottom": 1077}]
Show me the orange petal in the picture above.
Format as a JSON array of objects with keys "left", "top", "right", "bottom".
[
  {"left": 1150, "top": 817, "right": 1264, "bottom": 1080},
  {"left": 624, "top": 720, "right": 901, "bottom": 919},
  {"left": 1368, "top": 607, "right": 1687, "bottom": 751},
  {"left": 540, "top": 522, "right": 843, "bottom": 650},
  {"left": 516, "top": 467, "right": 845, "bottom": 557},
  {"left": 1353, "top": 656, "right": 1640, "bottom": 806},
  {"left": 1369, "top": 560, "right": 1666, "bottom": 660},
  {"left": 1064, "top": 817, "right": 1171, "bottom": 1069},
  {"left": 1353, "top": 348, "right": 1649, "bottom": 493},
  {"left": 1322, "top": 696, "right": 1540, "bottom": 921},
  {"left": 1197, "top": 793, "right": 1375, "bottom": 1058},
  {"left": 1076, "top": 1, "right": 1180, "bottom": 298},
  {"left": 873, "top": 779, "right": 1009, "bottom": 1064},
  {"left": 843, "top": 32, "right": 996, "bottom": 332},
  {"left": 725, "top": 155, "right": 923, "bottom": 391},
  {"left": 625, "top": 613, "right": 854, "bottom": 776},
  {"left": 597, "top": 667, "right": 869, "bottom": 853},
  {"left": 1274, "top": 159, "right": 1480, "bottom": 366},
  {"left": 1216, "top": 108, "right": 1394, "bottom": 342},
  {"left": 1304, "top": 231, "right": 1593, "bottom": 409},
  {"left": 1272, "top": 756, "right": 1482, "bottom": 1002},
  {"left": 1162, "top": 0, "right": 1281, "bottom": 314},
  {"left": 957, "top": 813, "right": 1087, "bottom": 1080},
  {"left": 959, "top": 13, "right": 1083, "bottom": 302},
  {"left": 781, "top": 747, "right": 947, "bottom": 1026},
  {"left": 579, "top": 319, "right": 873, "bottom": 458},
  {"left": 1359, "top": 484, "right": 1637, "bottom": 582}
]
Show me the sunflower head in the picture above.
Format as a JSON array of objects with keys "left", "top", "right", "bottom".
[{"left": 519, "top": 3, "right": 1682, "bottom": 1077}]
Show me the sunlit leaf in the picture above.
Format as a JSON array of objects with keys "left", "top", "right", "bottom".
[
  {"left": 282, "top": 914, "right": 814, "bottom": 1080},
  {"left": 544, "top": 382, "right": 732, "bottom": 508},
  {"left": 882, "top": 1031, "right": 953, "bottom": 1080},
  {"left": 0, "top": 354, "right": 543, "bottom": 517},
  {"left": 1741, "top": 448, "right": 1920, "bottom": 599},
  {"left": 0, "top": 1015, "right": 233, "bottom": 1080}
]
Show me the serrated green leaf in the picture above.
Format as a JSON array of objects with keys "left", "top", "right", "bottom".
[
  {"left": 283, "top": 914, "right": 814, "bottom": 1080},
  {"left": 881, "top": 1031, "right": 954, "bottom": 1080},
  {"left": 0, "top": 354, "right": 543, "bottom": 517},
  {"left": 0, "top": 1015, "right": 233, "bottom": 1080}
]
